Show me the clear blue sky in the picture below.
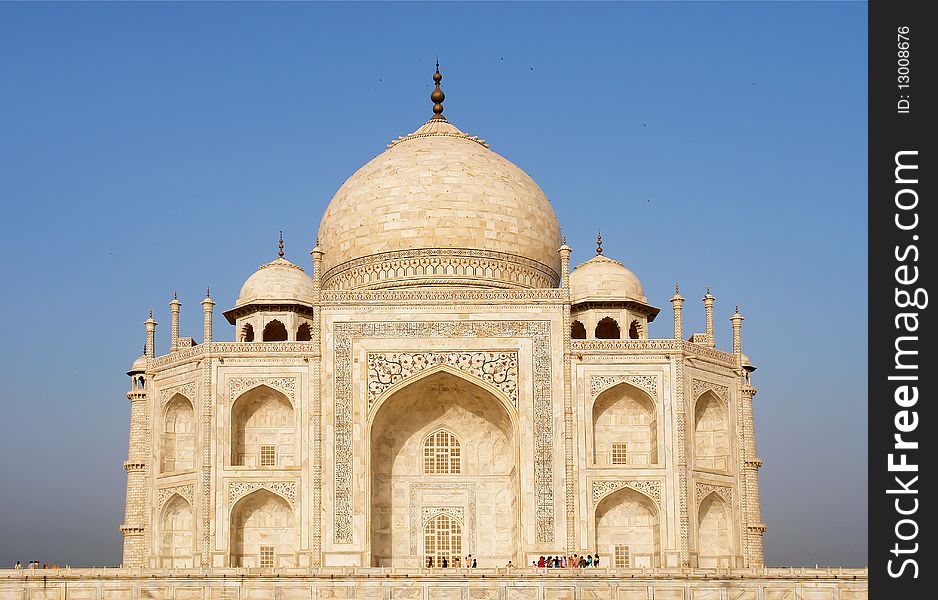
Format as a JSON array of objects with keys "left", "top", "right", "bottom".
[{"left": 0, "top": 2, "right": 867, "bottom": 568}]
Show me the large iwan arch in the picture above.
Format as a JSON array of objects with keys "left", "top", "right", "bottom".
[{"left": 368, "top": 369, "right": 520, "bottom": 567}]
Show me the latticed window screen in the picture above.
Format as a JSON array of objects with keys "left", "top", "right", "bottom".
[
  {"left": 260, "top": 445, "right": 277, "bottom": 467},
  {"left": 424, "top": 514, "right": 462, "bottom": 567},
  {"left": 259, "top": 545, "right": 275, "bottom": 568},
  {"left": 614, "top": 544, "right": 630, "bottom": 568},
  {"left": 611, "top": 443, "right": 628, "bottom": 465},
  {"left": 423, "top": 429, "right": 461, "bottom": 474}
]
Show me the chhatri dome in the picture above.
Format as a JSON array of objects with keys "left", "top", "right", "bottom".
[
  {"left": 233, "top": 235, "right": 315, "bottom": 309},
  {"left": 570, "top": 231, "right": 648, "bottom": 304},
  {"left": 317, "top": 63, "right": 563, "bottom": 291}
]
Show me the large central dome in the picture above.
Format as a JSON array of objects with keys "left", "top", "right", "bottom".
[{"left": 317, "top": 82, "right": 562, "bottom": 291}]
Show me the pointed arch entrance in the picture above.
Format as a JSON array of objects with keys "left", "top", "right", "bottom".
[
  {"left": 368, "top": 368, "right": 520, "bottom": 567},
  {"left": 594, "top": 487, "right": 660, "bottom": 568}
]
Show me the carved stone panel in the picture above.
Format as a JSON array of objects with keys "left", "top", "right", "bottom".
[
  {"left": 589, "top": 374, "right": 659, "bottom": 399},
  {"left": 591, "top": 479, "right": 662, "bottom": 508},
  {"left": 227, "top": 480, "right": 297, "bottom": 508},
  {"left": 368, "top": 351, "right": 518, "bottom": 409}
]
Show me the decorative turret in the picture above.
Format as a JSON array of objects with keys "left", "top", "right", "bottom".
[
  {"left": 202, "top": 287, "right": 215, "bottom": 343},
  {"left": 170, "top": 292, "right": 181, "bottom": 352},
  {"left": 144, "top": 309, "right": 157, "bottom": 358},
  {"left": 670, "top": 283, "right": 685, "bottom": 340}
]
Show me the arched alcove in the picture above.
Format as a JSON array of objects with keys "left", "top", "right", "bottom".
[
  {"left": 161, "top": 394, "right": 196, "bottom": 474},
  {"left": 240, "top": 323, "right": 255, "bottom": 342},
  {"left": 595, "top": 487, "right": 660, "bottom": 568},
  {"left": 296, "top": 322, "right": 312, "bottom": 342},
  {"left": 262, "top": 320, "right": 288, "bottom": 342},
  {"left": 697, "top": 493, "right": 733, "bottom": 567},
  {"left": 571, "top": 320, "right": 587, "bottom": 339},
  {"left": 694, "top": 391, "right": 730, "bottom": 471},
  {"left": 592, "top": 383, "right": 657, "bottom": 466},
  {"left": 229, "top": 490, "right": 295, "bottom": 567},
  {"left": 160, "top": 495, "right": 194, "bottom": 568},
  {"left": 595, "top": 317, "right": 621, "bottom": 339},
  {"left": 369, "top": 369, "right": 519, "bottom": 567},
  {"left": 231, "top": 386, "right": 294, "bottom": 468}
]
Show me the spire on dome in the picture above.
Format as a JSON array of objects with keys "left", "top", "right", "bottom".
[
  {"left": 596, "top": 230, "right": 603, "bottom": 255},
  {"left": 430, "top": 59, "right": 446, "bottom": 121},
  {"left": 278, "top": 231, "right": 284, "bottom": 258}
]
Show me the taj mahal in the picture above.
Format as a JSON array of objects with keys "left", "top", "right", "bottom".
[{"left": 1, "top": 66, "right": 867, "bottom": 599}]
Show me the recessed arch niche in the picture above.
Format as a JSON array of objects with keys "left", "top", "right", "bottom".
[
  {"left": 694, "top": 390, "right": 730, "bottom": 472},
  {"left": 592, "top": 382, "right": 658, "bottom": 466},
  {"left": 230, "top": 385, "right": 295, "bottom": 468},
  {"left": 595, "top": 487, "right": 660, "bottom": 568},
  {"left": 368, "top": 369, "right": 519, "bottom": 567},
  {"left": 159, "top": 495, "right": 194, "bottom": 568}
]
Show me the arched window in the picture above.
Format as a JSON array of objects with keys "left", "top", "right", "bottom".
[
  {"left": 241, "top": 323, "right": 255, "bottom": 342},
  {"left": 296, "top": 323, "right": 312, "bottom": 342},
  {"left": 628, "top": 320, "right": 641, "bottom": 339},
  {"left": 595, "top": 317, "right": 621, "bottom": 339},
  {"left": 424, "top": 513, "right": 462, "bottom": 568},
  {"left": 571, "top": 320, "right": 587, "bottom": 339},
  {"left": 262, "top": 320, "right": 288, "bottom": 342},
  {"left": 423, "top": 429, "right": 461, "bottom": 474}
]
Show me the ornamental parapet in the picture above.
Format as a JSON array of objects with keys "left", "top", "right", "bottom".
[
  {"left": 126, "top": 391, "right": 147, "bottom": 401},
  {"left": 571, "top": 339, "right": 737, "bottom": 366},
  {"left": 741, "top": 383, "right": 758, "bottom": 397},
  {"left": 745, "top": 458, "right": 764, "bottom": 469},
  {"left": 149, "top": 342, "right": 321, "bottom": 370},
  {"left": 123, "top": 461, "right": 146, "bottom": 472},
  {"left": 747, "top": 523, "right": 768, "bottom": 533}
]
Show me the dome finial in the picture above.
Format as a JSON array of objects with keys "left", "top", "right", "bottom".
[
  {"left": 596, "top": 230, "right": 603, "bottom": 255},
  {"left": 278, "top": 231, "right": 284, "bottom": 258},
  {"left": 430, "top": 58, "right": 446, "bottom": 121}
]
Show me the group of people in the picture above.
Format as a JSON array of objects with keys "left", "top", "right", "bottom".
[
  {"left": 426, "top": 554, "right": 478, "bottom": 568},
  {"left": 533, "top": 553, "right": 601, "bottom": 568},
  {"left": 13, "top": 561, "right": 59, "bottom": 570}
]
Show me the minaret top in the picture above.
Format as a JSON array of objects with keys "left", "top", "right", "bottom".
[{"left": 430, "top": 60, "right": 446, "bottom": 121}]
